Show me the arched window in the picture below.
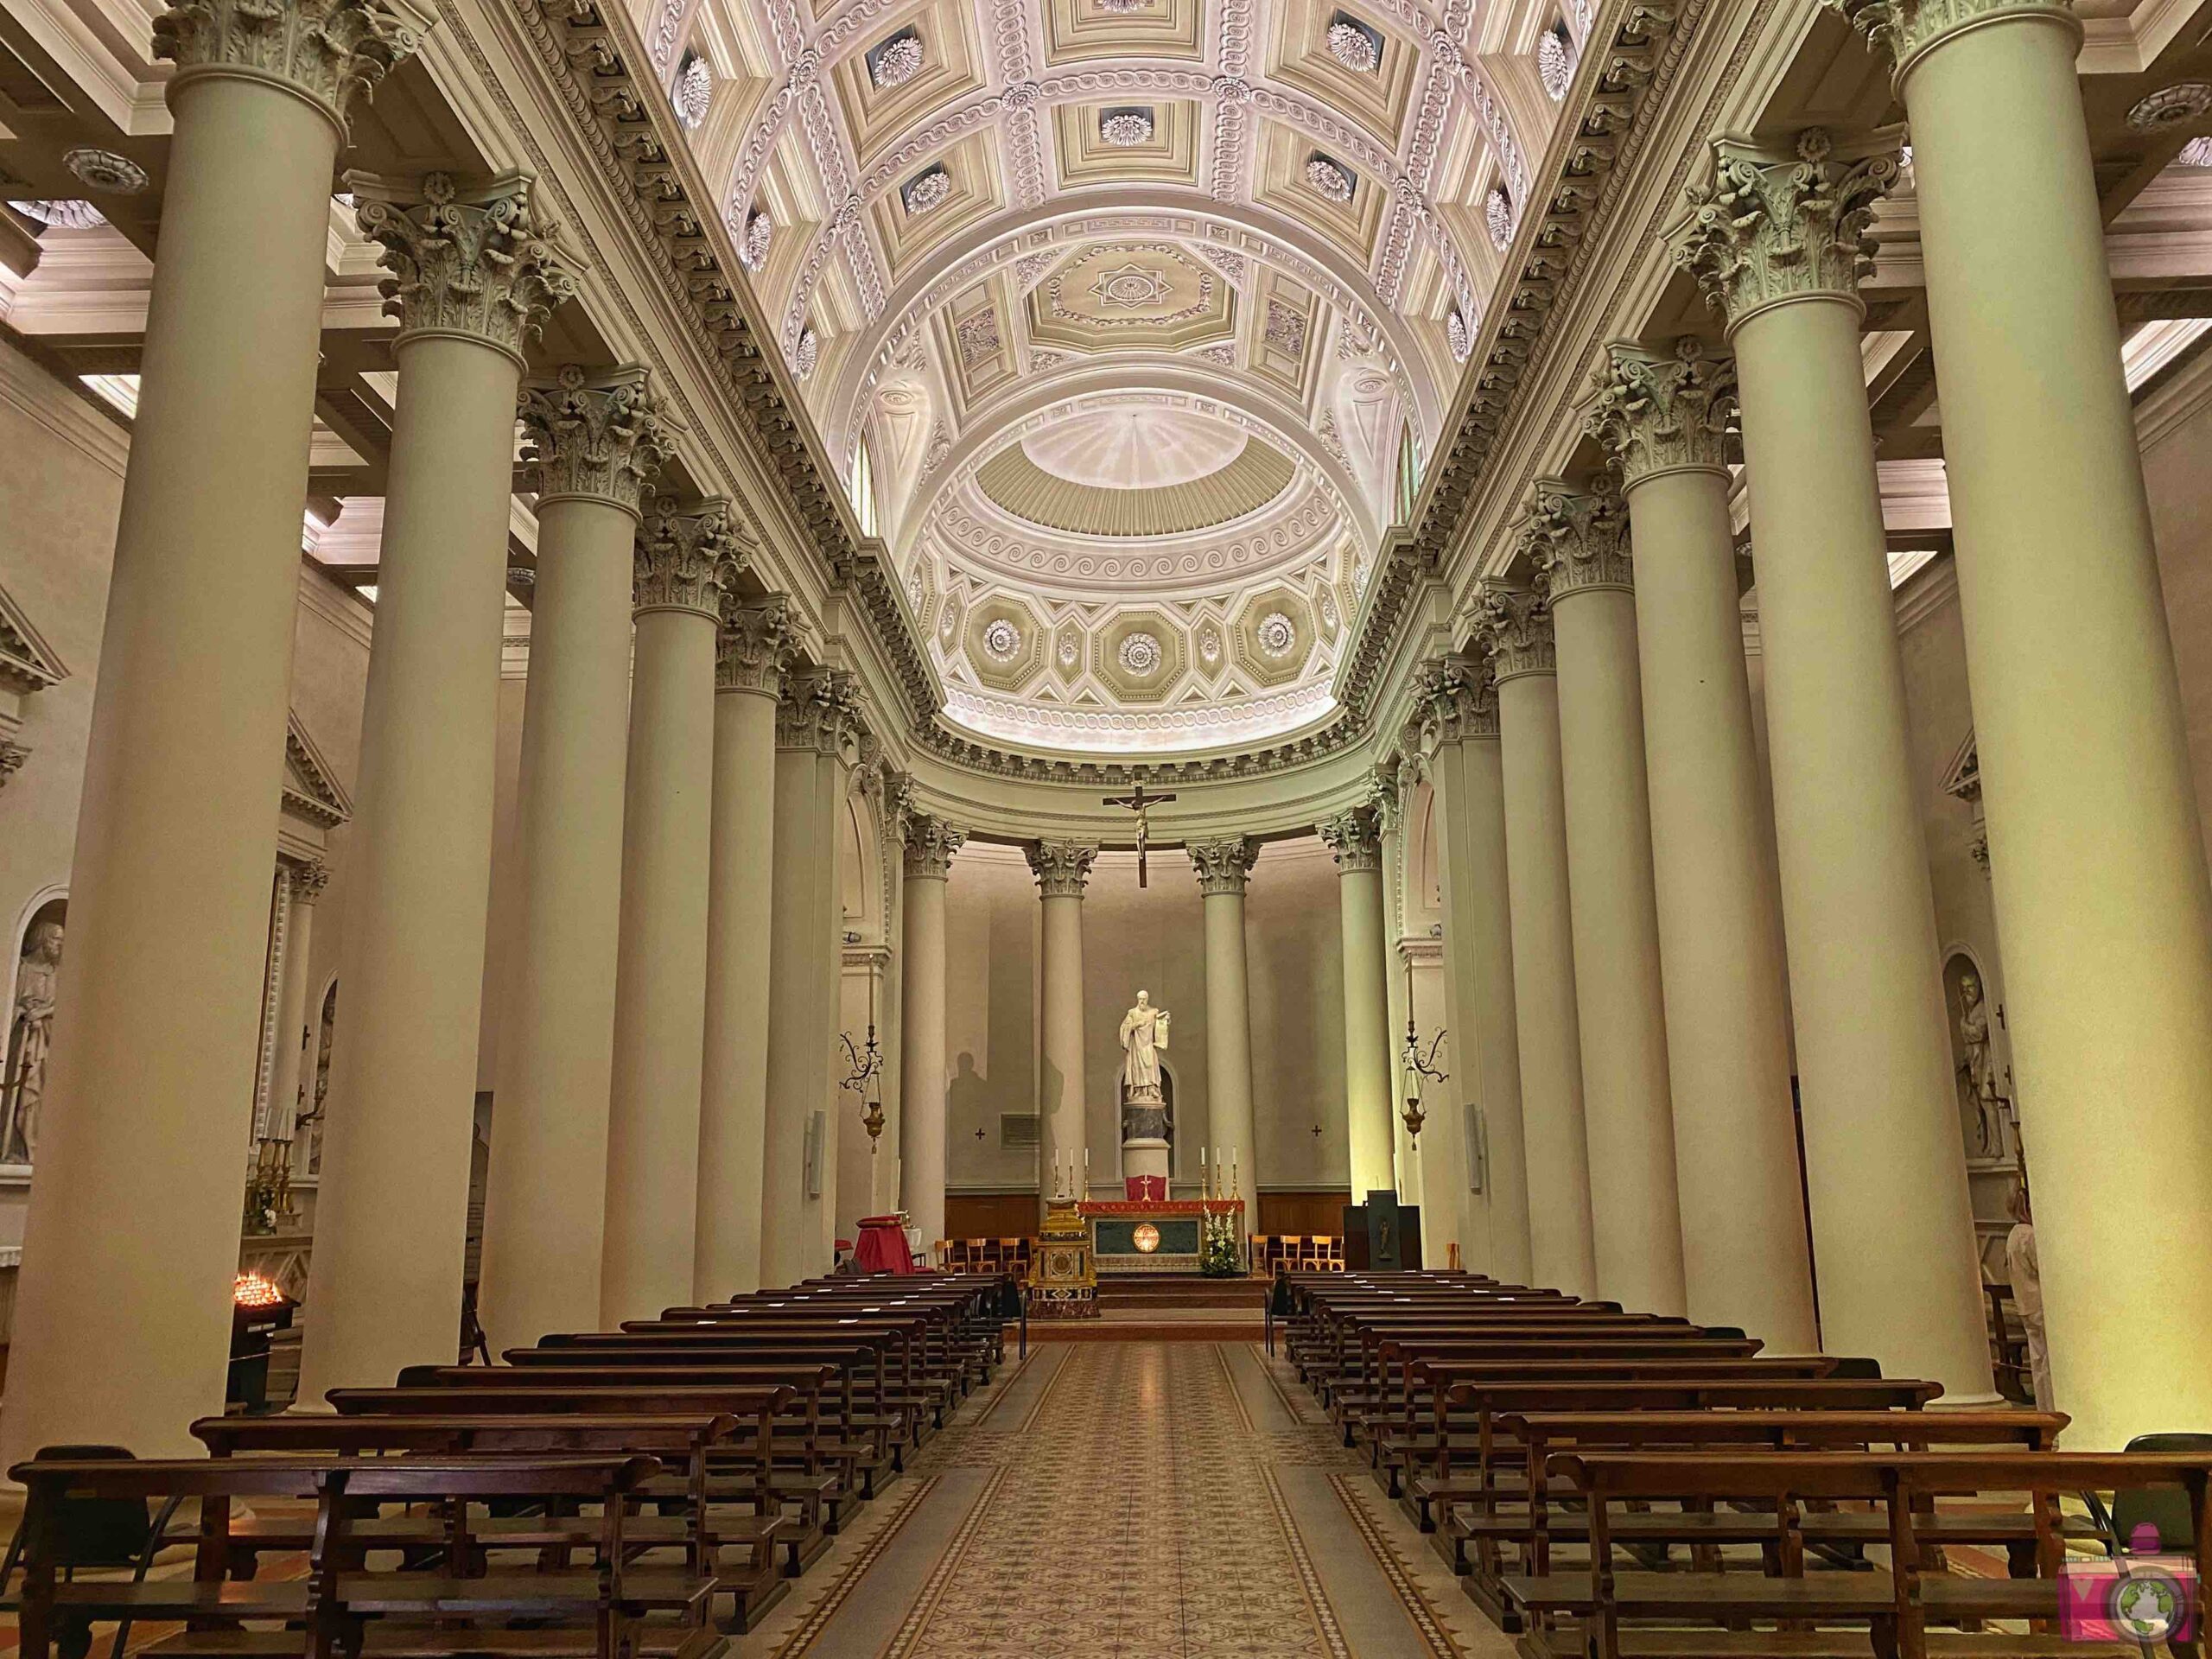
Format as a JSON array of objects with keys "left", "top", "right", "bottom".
[
  {"left": 852, "top": 435, "right": 880, "bottom": 537},
  {"left": 1395, "top": 423, "right": 1420, "bottom": 525}
]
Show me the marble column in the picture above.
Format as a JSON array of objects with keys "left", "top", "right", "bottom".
[
  {"left": 899, "top": 813, "right": 964, "bottom": 1251},
  {"left": 1189, "top": 837, "right": 1260, "bottom": 1225},
  {"left": 694, "top": 599, "right": 790, "bottom": 1301},
  {"left": 0, "top": 0, "right": 420, "bottom": 1464},
  {"left": 1674, "top": 130, "right": 1993, "bottom": 1395},
  {"left": 600, "top": 499, "right": 737, "bottom": 1322},
  {"left": 265, "top": 861, "right": 329, "bottom": 1153},
  {"left": 1586, "top": 339, "right": 1817, "bottom": 1348},
  {"left": 1521, "top": 480, "right": 1686, "bottom": 1315},
  {"left": 1319, "top": 807, "right": 1395, "bottom": 1199},
  {"left": 760, "top": 671, "right": 855, "bottom": 1288},
  {"left": 478, "top": 365, "right": 671, "bottom": 1351},
  {"left": 1476, "top": 587, "right": 1598, "bottom": 1298},
  {"left": 1834, "top": 0, "right": 2212, "bottom": 1447},
  {"left": 1419, "top": 658, "right": 1533, "bottom": 1286},
  {"left": 298, "top": 174, "right": 572, "bottom": 1402},
  {"left": 1027, "top": 842, "right": 1096, "bottom": 1203}
]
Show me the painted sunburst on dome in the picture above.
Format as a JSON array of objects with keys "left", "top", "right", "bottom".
[{"left": 695, "top": 0, "right": 1579, "bottom": 752}]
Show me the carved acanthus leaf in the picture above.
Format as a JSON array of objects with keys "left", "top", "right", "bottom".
[
  {"left": 717, "top": 594, "right": 790, "bottom": 694},
  {"left": 636, "top": 494, "right": 743, "bottom": 617},
  {"left": 1822, "top": 0, "right": 2075, "bottom": 73},
  {"left": 1471, "top": 582, "right": 1555, "bottom": 682},
  {"left": 1317, "top": 804, "right": 1383, "bottom": 873},
  {"left": 1669, "top": 129, "right": 1901, "bottom": 327},
  {"left": 352, "top": 170, "right": 578, "bottom": 361},
  {"left": 154, "top": 0, "right": 426, "bottom": 133},
  {"left": 1026, "top": 840, "right": 1098, "bottom": 898},
  {"left": 901, "top": 810, "right": 967, "bottom": 879},
  {"left": 1187, "top": 836, "right": 1259, "bottom": 897},
  {"left": 1585, "top": 338, "right": 1738, "bottom": 484},
  {"left": 1416, "top": 652, "right": 1499, "bottom": 743},
  {"left": 520, "top": 364, "right": 677, "bottom": 512},
  {"left": 1520, "top": 477, "right": 1633, "bottom": 598}
]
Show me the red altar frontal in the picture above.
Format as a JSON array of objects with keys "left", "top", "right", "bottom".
[{"left": 1082, "top": 1198, "right": 1243, "bottom": 1275}]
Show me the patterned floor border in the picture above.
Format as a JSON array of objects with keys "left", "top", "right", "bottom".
[
  {"left": 769, "top": 1473, "right": 944, "bottom": 1659},
  {"left": 874, "top": 1465, "right": 1014, "bottom": 1659},
  {"left": 1254, "top": 1341, "right": 1330, "bottom": 1426},
  {"left": 1325, "top": 1473, "right": 1466, "bottom": 1659},
  {"left": 1258, "top": 1463, "right": 1356, "bottom": 1659},
  {"left": 1214, "top": 1341, "right": 1259, "bottom": 1434}
]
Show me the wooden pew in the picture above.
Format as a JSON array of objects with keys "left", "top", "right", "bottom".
[
  {"left": 10, "top": 1454, "right": 721, "bottom": 1659},
  {"left": 188, "top": 1412, "right": 792, "bottom": 1631},
  {"left": 1528, "top": 1450, "right": 2212, "bottom": 1659},
  {"left": 326, "top": 1382, "right": 839, "bottom": 1575}
]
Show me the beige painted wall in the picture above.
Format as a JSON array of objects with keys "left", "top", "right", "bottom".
[
  {"left": 937, "top": 836, "right": 1350, "bottom": 1197},
  {"left": 0, "top": 340, "right": 375, "bottom": 1263}
]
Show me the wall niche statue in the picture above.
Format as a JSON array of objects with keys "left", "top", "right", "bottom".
[{"left": 2, "top": 899, "right": 66, "bottom": 1166}]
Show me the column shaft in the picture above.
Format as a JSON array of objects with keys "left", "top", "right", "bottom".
[
  {"left": 1732, "top": 292, "right": 1991, "bottom": 1390},
  {"left": 299, "top": 330, "right": 528, "bottom": 1395},
  {"left": 899, "top": 863, "right": 951, "bottom": 1249},
  {"left": 694, "top": 605, "right": 785, "bottom": 1300},
  {"left": 1542, "top": 553, "right": 1686, "bottom": 1315},
  {"left": 1489, "top": 642, "right": 1598, "bottom": 1297},
  {"left": 478, "top": 492, "right": 634, "bottom": 1349},
  {"left": 1192, "top": 839, "right": 1260, "bottom": 1224},
  {"left": 601, "top": 603, "right": 718, "bottom": 1322},
  {"left": 3, "top": 57, "right": 360, "bottom": 1462},
  {"left": 1622, "top": 458, "right": 1815, "bottom": 1346},
  {"left": 1425, "top": 709, "right": 1532, "bottom": 1286},
  {"left": 1321, "top": 810, "right": 1394, "bottom": 1199},
  {"left": 1038, "top": 897, "right": 1088, "bottom": 1197},
  {"left": 1895, "top": 4, "right": 2212, "bottom": 1445}
]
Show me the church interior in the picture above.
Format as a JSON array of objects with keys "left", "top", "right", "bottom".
[{"left": 2, "top": 0, "right": 2212, "bottom": 1650}]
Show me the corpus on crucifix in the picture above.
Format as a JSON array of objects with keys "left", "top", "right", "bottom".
[{"left": 1102, "top": 779, "right": 1177, "bottom": 887}]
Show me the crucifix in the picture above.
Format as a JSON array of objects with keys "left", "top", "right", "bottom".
[{"left": 1103, "top": 779, "right": 1177, "bottom": 887}]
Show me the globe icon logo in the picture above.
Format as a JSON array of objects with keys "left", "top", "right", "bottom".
[{"left": 2113, "top": 1573, "right": 2183, "bottom": 1640}]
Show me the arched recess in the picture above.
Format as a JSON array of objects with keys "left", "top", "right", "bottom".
[
  {"left": 820, "top": 193, "right": 1445, "bottom": 451},
  {"left": 898, "top": 368, "right": 1380, "bottom": 558},
  {"left": 1, "top": 884, "right": 67, "bottom": 1171}
]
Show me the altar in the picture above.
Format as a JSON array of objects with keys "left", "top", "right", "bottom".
[{"left": 1082, "top": 1199, "right": 1243, "bottom": 1275}]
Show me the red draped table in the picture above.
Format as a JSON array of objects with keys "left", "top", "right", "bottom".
[{"left": 854, "top": 1215, "right": 917, "bottom": 1274}]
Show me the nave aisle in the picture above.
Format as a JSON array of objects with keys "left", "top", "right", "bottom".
[{"left": 729, "top": 1341, "right": 1510, "bottom": 1659}]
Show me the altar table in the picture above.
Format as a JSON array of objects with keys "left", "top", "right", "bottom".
[{"left": 1078, "top": 1198, "right": 1243, "bottom": 1275}]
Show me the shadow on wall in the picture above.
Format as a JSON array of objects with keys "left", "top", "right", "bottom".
[{"left": 949, "top": 1052, "right": 988, "bottom": 1144}]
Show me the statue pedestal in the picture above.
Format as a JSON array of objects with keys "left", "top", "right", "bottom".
[{"left": 1122, "top": 1136, "right": 1169, "bottom": 1193}]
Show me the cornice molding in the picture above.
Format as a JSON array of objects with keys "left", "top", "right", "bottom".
[{"left": 1335, "top": 0, "right": 1693, "bottom": 719}]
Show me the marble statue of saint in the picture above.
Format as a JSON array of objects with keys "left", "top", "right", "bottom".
[
  {"left": 3, "top": 919, "right": 63, "bottom": 1165},
  {"left": 1119, "top": 990, "right": 1171, "bottom": 1141},
  {"left": 1957, "top": 969, "right": 2002, "bottom": 1155}
]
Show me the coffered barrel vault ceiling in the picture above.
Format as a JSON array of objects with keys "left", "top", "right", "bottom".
[{"left": 663, "top": 0, "right": 1580, "bottom": 752}]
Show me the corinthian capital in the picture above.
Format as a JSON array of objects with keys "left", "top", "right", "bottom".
[
  {"left": 717, "top": 594, "right": 790, "bottom": 696},
  {"left": 1824, "top": 0, "right": 2077, "bottom": 79},
  {"left": 902, "top": 811, "right": 967, "bottom": 880},
  {"left": 1472, "top": 582, "right": 1555, "bottom": 683},
  {"left": 520, "top": 365, "right": 677, "bottom": 515},
  {"left": 351, "top": 171, "right": 577, "bottom": 364},
  {"left": 1585, "top": 338, "right": 1738, "bottom": 486},
  {"left": 1417, "top": 653, "right": 1499, "bottom": 744},
  {"left": 154, "top": 0, "right": 426, "bottom": 137},
  {"left": 1317, "top": 805, "right": 1382, "bottom": 874},
  {"left": 775, "top": 665, "right": 862, "bottom": 756},
  {"left": 636, "top": 494, "right": 743, "bottom": 618},
  {"left": 1521, "top": 477, "right": 1632, "bottom": 600},
  {"left": 1188, "top": 836, "right": 1258, "bottom": 897},
  {"left": 1027, "top": 840, "right": 1097, "bottom": 899},
  {"left": 1669, "top": 129, "right": 1902, "bottom": 330}
]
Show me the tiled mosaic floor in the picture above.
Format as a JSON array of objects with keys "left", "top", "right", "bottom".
[{"left": 738, "top": 1342, "right": 1515, "bottom": 1659}]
